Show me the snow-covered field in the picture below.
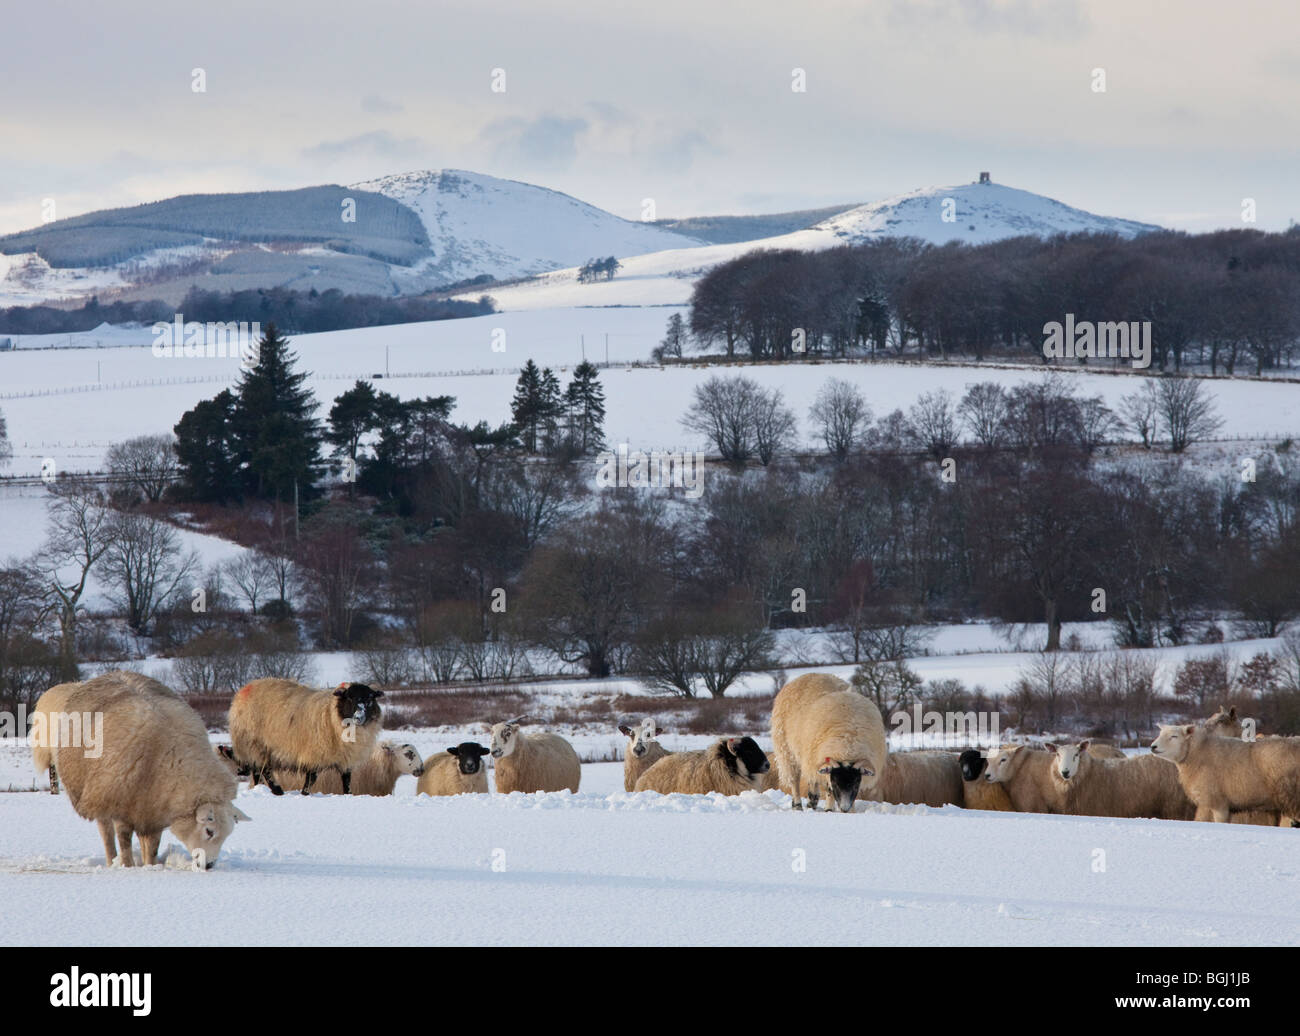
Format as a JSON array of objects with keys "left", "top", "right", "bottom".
[
  {"left": 3, "top": 776, "right": 1297, "bottom": 946},
  {"left": 3, "top": 308, "right": 1298, "bottom": 479}
]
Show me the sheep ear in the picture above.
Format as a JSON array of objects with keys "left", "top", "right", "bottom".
[
  {"left": 1045, "top": 742, "right": 1058, "bottom": 752},
  {"left": 232, "top": 806, "right": 252, "bottom": 823},
  {"left": 1078, "top": 740, "right": 1090, "bottom": 752},
  {"left": 618, "top": 725, "right": 633, "bottom": 737},
  {"left": 1228, "top": 706, "right": 1237, "bottom": 719},
  {"left": 446, "top": 746, "right": 460, "bottom": 756},
  {"left": 724, "top": 738, "right": 739, "bottom": 755},
  {"left": 857, "top": 766, "right": 874, "bottom": 777},
  {"left": 1184, "top": 725, "right": 1195, "bottom": 735},
  {"left": 476, "top": 746, "right": 490, "bottom": 756}
]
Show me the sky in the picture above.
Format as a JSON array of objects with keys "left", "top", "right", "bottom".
[{"left": 1, "top": 0, "right": 1298, "bottom": 236}]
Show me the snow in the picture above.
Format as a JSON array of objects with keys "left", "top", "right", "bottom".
[
  {"left": 2, "top": 777, "right": 1297, "bottom": 945},
  {"left": 352, "top": 169, "right": 706, "bottom": 286}
]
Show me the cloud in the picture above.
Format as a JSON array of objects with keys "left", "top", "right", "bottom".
[
  {"left": 301, "top": 130, "right": 423, "bottom": 163},
  {"left": 480, "top": 114, "right": 589, "bottom": 170},
  {"left": 886, "top": 0, "right": 1089, "bottom": 40},
  {"left": 361, "top": 94, "right": 404, "bottom": 115}
]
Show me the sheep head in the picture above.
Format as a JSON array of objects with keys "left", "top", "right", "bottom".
[
  {"left": 170, "top": 801, "right": 251, "bottom": 870},
  {"left": 958, "top": 749, "right": 987, "bottom": 782},
  {"left": 722, "top": 736, "right": 769, "bottom": 780},
  {"left": 1150, "top": 724, "right": 1196, "bottom": 763},
  {"left": 490, "top": 718, "right": 530, "bottom": 759},
  {"left": 333, "top": 682, "right": 384, "bottom": 728},
  {"left": 816, "top": 755, "right": 874, "bottom": 813},
  {"left": 447, "top": 742, "right": 491, "bottom": 775},
  {"left": 621, "top": 718, "right": 660, "bottom": 757}
]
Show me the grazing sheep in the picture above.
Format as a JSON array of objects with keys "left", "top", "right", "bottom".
[
  {"left": 634, "top": 737, "right": 769, "bottom": 795},
  {"left": 1151, "top": 724, "right": 1300, "bottom": 823},
  {"left": 619, "top": 719, "right": 671, "bottom": 792},
  {"left": 983, "top": 744, "right": 1066, "bottom": 814},
  {"left": 489, "top": 718, "right": 581, "bottom": 794},
  {"left": 865, "top": 750, "right": 963, "bottom": 808},
  {"left": 52, "top": 671, "right": 250, "bottom": 868},
  {"left": 771, "top": 673, "right": 886, "bottom": 812},
  {"left": 275, "top": 741, "right": 424, "bottom": 796},
  {"left": 418, "top": 742, "right": 491, "bottom": 796},
  {"left": 30, "top": 681, "right": 81, "bottom": 794},
  {"left": 958, "top": 750, "right": 1014, "bottom": 811},
  {"left": 1048, "top": 740, "right": 1194, "bottom": 820},
  {"left": 228, "top": 678, "right": 384, "bottom": 795}
]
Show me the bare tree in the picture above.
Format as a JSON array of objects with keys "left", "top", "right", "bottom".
[
  {"left": 957, "top": 382, "right": 1008, "bottom": 450},
  {"left": 809, "top": 378, "right": 870, "bottom": 461},
  {"left": 909, "top": 389, "right": 959, "bottom": 458},
  {"left": 0, "top": 406, "right": 12, "bottom": 467},
  {"left": 104, "top": 434, "right": 178, "bottom": 502},
  {"left": 1118, "top": 382, "right": 1160, "bottom": 448},
  {"left": 751, "top": 387, "right": 797, "bottom": 466},
  {"left": 101, "top": 510, "right": 200, "bottom": 635},
  {"left": 224, "top": 552, "right": 274, "bottom": 615},
  {"left": 681, "top": 375, "right": 761, "bottom": 463},
  {"left": 42, "top": 483, "right": 111, "bottom": 677},
  {"left": 1157, "top": 377, "right": 1222, "bottom": 453}
]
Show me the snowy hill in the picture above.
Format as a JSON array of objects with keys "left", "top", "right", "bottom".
[
  {"left": 351, "top": 169, "right": 705, "bottom": 287},
  {"left": 816, "top": 178, "right": 1159, "bottom": 246}
]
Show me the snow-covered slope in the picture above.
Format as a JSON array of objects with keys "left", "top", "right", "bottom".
[
  {"left": 818, "top": 179, "right": 1159, "bottom": 246},
  {"left": 352, "top": 169, "right": 706, "bottom": 287}
]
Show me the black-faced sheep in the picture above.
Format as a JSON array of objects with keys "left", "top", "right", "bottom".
[
  {"left": 1151, "top": 724, "right": 1300, "bottom": 823},
  {"left": 619, "top": 719, "right": 671, "bottom": 792},
  {"left": 958, "top": 750, "right": 1014, "bottom": 811},
  {"left": 52, "top": 671, "right": 250, "bottom": 868},
  {"left": 633, "top": 737, "right": 769, "bottom": 795},
  {"left": 418, "top": 742, "right": 491, "bottom": 796},
  {"left": 274, "top": 741, "right": 424, "bottom": 796},
  {"left": 771, "top": 672, "right": 886, "bottom": 812},
  {"left": 490, "top": 718, "right": 581, "bottom": 794},
  {"left": 228, "top": 678, "right": 383, "bottom": 795}
]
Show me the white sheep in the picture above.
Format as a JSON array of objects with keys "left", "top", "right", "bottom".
[
  {"left": 619, "top": 719, "right": 671, "bottom": 792},
  {"left": 983, "top": 744, "right": 1066, "bottom": 814},
  {"left": 865, "top": 750, "right": 963, "bottom": 808},
  {"left": 771, "top": 672, "right": 886, "bottom": 812},
  {"left": 29, "top": 681, "right": 81, "bottom": 794},
  {"left": 52, "top": 670, "right": 250, "bottom": 868},
  {"left": 1048, "top": 740, "right": 1194, "bottom": 820},
  {"left": 228, "top": 678, "right": 384, "bottom": 795},
  {"left": 633, "top": 737, "right": 769, "bottom": 795},
  {"left": 1151, "top": 724, "right": 1300, "bottom": 823},
  {"left": 417, "top": 742, "right": 491, "bottom": 796},
  {"left": 274, "top": 741, "right": 424, "bottom": 796},
  {"left": 489, "top": 717, "right": 581, "bottom": 794}
]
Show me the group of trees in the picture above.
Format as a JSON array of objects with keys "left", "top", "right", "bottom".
[
  {"left": 576, "top": 257, "right": 621, "bottom": 283},
  {"left": 687, "top": 228, "right": 1300, "bottom": 373},
  {"left": 0, "top": 285, "right": 494, "bottom": 337},
  {"left": 510, "top": 359, "right": 607, "bottom": 457}
]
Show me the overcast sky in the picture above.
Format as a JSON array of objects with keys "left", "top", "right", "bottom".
[{"left": 3, "top": 0, "right": 1298, "bottom": 235}]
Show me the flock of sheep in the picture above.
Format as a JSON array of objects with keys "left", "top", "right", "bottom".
[{"left": 29, "top": 669, "right": 1300, "bottom": 871}]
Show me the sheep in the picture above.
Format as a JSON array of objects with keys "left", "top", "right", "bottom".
[
  {"left": 51, "top": 670, "right": 250, "bottom": 868},
  {"left": 1151, "top": 724, "right": 1300, "bottom": 823},
  {"left": 274, "top": 741, "right": 425, "bottom": 796},
  {"left": 418, "top": 742, "right": 491, "bottom": 796},
  {"left": 1086, "top": 743, "right": 1127, "bottom": 760},
  {"left": 958, "top": 750, "right": 1014, "bottom": 811},
  {"left": 983, "top": 744, "right": 1067, "bottom": 814},
  {"left": 759, "top": 746, "right": 787, "bottom": 793},
  {"left": 1204, "top": 705, "right": 1242, "bottom": 737},
  {"left": 489, "top": 717, "right": 581, "bottom": 794},
  {"left": 634, "top": 737, "right": 769, "bottom": 795},
  {"left": 619, "top": 719, "right": 671, "bottom": 792},
  {"left": 228, "top": 678, "right": 384, "bottom": 795},
  {"left": 1048, "top": 740, "right": 1194, "bottom": 820},
  {"left": 771, "top": 672, "right": 886, "bottom": 812},
  {"left": 1199, "top": 707, "right": 1290, "bottom": 825},
  {"left": 29, "top": 681, "right": 81, "bottom": 794},
  {"left": 864, "top": 750, "right": 963, "bottom": 808},
  {"left": 214, "top": 744, "right": 251, "bottom": 779}
]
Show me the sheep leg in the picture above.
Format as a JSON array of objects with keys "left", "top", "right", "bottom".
[
  {"left": 340, "top": 769, "right": 352, "bottom": 795},
  {"left": 96, "top": 819, "right": 117, "bottom": 867},
  {"left": 301, "top": 770, "right": 318, "bottom": 795},
  {"left": 48, "top": 765, "right": 60, "bottom": 795},
  {"left": 139, "top": 832, "right": 161, "bottom": 866},
  {"left": 786, "top": 760, "right": 804, "bottom": 810},
  {"left": 1210, "top": 806, "right": 1230, "bottom": 824},
  {"left": 114, "top": 822, "right": 135, "bottom": 867},
  {"left": 260, "top": 767, "right": 284, "bottom": 796}
]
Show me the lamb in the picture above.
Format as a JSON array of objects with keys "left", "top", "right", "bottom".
[
  {"left": 274, "top": 741, "right": 424, "bottom": 796},
  {"left": 51, "top": 670, "right": 250, "bottom": 868},
  {"left": 770, "top": 672, "right": 887, "bottom": 812},
  {"left": 634, "top": 737, "right": 769, "bottom": 795},
  {"left": 228, "top": 678, "right": 384, "bottom": 795},
  {"left": 958, "top": 750, "right": 1014, "bottom": 811},
  {"left": 489, "top": 718, "right": 581, "bottom": 794},
  {"left": 983, "top": 744, "right": 1066, "bottom": 814},
  {"left": 1151, "top": 723, "right": 1300, "bottom": 823},
  {"left": 29, "top": 681, "right": 81, "bottom": 794},
  {"left": 417, "top": 742, "right": 491, "bottom": 796},
  {"left": 864, "top": 750, "right": 963, "bottom": 808},
  {"left": 1048, "top": 740, "right": 1194, "bottom": 820},
  {"left": 619, "top": 719, "right": 671, "bottom": 792}
]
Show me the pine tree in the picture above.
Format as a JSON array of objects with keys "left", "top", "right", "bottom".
[
  {"left": 510, "top": 360, "right": 545, "bottom": 452},
  {"left": 538, "top": 366, "right": 564, "bottom": 452},
  {"left": 564, "top": 361, "right": 606, "bottom": 454},
  {"left": 232, "top": 323, "right": 322, "bottom": 500},
  {"left": 0, "top": 405, "right": 11, "bottom": 467},
  {"left": 174, "top": 389, "right": 240, "bottom": 501}
]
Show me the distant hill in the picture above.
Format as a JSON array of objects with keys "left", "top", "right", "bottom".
[{"left": 652, "top": 204, "right": 859, "bottom": 244}]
